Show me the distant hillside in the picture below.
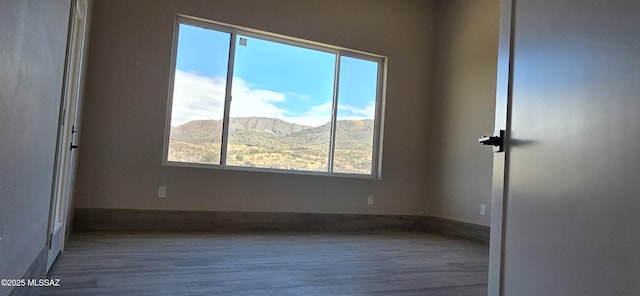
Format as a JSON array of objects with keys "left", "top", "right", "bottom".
[
  {"left": 280, "top": 120, "right": 374, "bottom": 149},
  {"left": 168, "top": 117, "right": 375, "bottom": 174},
  {"left": 170, "top": 117, "right": 311, "bottom": 144}
]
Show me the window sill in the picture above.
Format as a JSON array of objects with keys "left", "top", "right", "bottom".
[{"left": 162, "top": 160, "right": 380, "bottom": 180}]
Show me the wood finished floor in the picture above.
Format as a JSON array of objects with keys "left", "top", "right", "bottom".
[{"left": 43, "top": 232, "right": 489, "bottom": 296}]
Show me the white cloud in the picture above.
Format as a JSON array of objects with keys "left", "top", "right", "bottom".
[
  {"left": 286, "top": 92, "right": 311, "bottom": 102},
  {"left": 309, "top": 101, "right": 332, "bottom": 113},
  {"left": 338, "top": 103, "right": 376, "bottom": 119},
  {"left": 170, "top": 71, "right": 226, "bottom": 126},
  {"left": 283, "top": 103, "right": 332, "bottom": 127},
  {"left": 170, "top": 70, "right": 374, "bottom": 127},
  {"left": 229, "top": 78, "right": 288, "bottom": 119},
  {"left": 171, "top": 70, "right": 289, "bottom": 126}
]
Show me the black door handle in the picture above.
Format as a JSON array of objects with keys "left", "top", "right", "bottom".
[
  {"left": 478, "top": 130, "right": 505, "bottom": 152},
  {"left": 478, "top": 136, "right": 502, "bottom": 146}
]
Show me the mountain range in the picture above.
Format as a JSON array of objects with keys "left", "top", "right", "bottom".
[{"left": 168, "top": 117, "right": 375, "bottom": 174}]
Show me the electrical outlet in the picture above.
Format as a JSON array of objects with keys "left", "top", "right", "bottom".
[
  {"left": 480, "top": 204, "right": 486, "bottom": 216},
  {"left": 158, "top": 186, "right": 167, "bottom": 198},
  {"left": 367, "top": 195, "right": 374, "bottom": 205}
]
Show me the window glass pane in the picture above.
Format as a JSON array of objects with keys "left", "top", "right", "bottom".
[
  {"left": 333, "top": 56, "right": 379, "bottom": 174},
  {"left": 167, "top": 24, "right": 230, "bottom": 165},
  {"left": 227, "top": 36, "right": 335, "bottom": 172}
]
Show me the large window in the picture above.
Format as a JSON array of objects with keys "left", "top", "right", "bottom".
[{"left": 165, "top": 16, "right": 386, "bottom": 177}]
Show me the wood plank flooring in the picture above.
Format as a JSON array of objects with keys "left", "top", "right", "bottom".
[{"left": 42, "top": 232, "right": 489, "bottom": 296}]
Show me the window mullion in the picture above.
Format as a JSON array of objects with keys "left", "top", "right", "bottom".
[
  {"left": 371, "top": 60, "right": 384, "bottom": 177},
  {"left": 328, "top": 53, "right": 341, "bottom": 173},
  {"left": 220, "top": 33, "right": 237, "bottom": 165}
]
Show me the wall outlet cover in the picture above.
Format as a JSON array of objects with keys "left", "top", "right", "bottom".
[{"left": 158, "top": 186, "right": 167, "bottom": 198}]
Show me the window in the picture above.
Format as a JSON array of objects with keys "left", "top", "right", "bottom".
[{"left": 165, "top": 16, "right": 386, "bottom": 177}]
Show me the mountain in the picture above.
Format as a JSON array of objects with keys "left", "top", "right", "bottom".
[
  {"left": 170, "top": 120, "right": 224, "bottom": 143},
  {"left": 168, "top": 117, "right": 375, "bottom": 174},
  {"left": 229, "top": 117, "right": 311, "bottom": 135},
  {"left": 279, "top": 119, "right": 374, "bottom": 148},
  {"left": 170, "top": 117, "right": 311, "bottom": 144},
  {"left": 171, "top": 117, "right": 374, "bottom": 147}
]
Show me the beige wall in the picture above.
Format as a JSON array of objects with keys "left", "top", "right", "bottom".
[
  {"left": 74, "top": 0, "right": 436, "bottom": 215},
  {"left": 427, "top": 0, "right": 500, "bottom": 226},
  {"left": 0, "top": 0, "right": 70, "bottom": 294},
  {"left": 75, "top": 0, "right": 500, "bottom": 222}
]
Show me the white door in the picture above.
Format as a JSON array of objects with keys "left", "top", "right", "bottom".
[
  {"left": 488, "top": 0, "right": 640, "bottom": 295},
  {"left": 47, "top": 0, "right": 88, "bottom": 271}
]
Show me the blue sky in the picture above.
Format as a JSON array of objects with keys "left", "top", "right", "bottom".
[{"left": 171, "top": 24, "right": 379, "bottom": 127}]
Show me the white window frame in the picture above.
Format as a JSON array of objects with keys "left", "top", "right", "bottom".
[{"left": 163, "top": 15, "right": 387, "bottom": 179}]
